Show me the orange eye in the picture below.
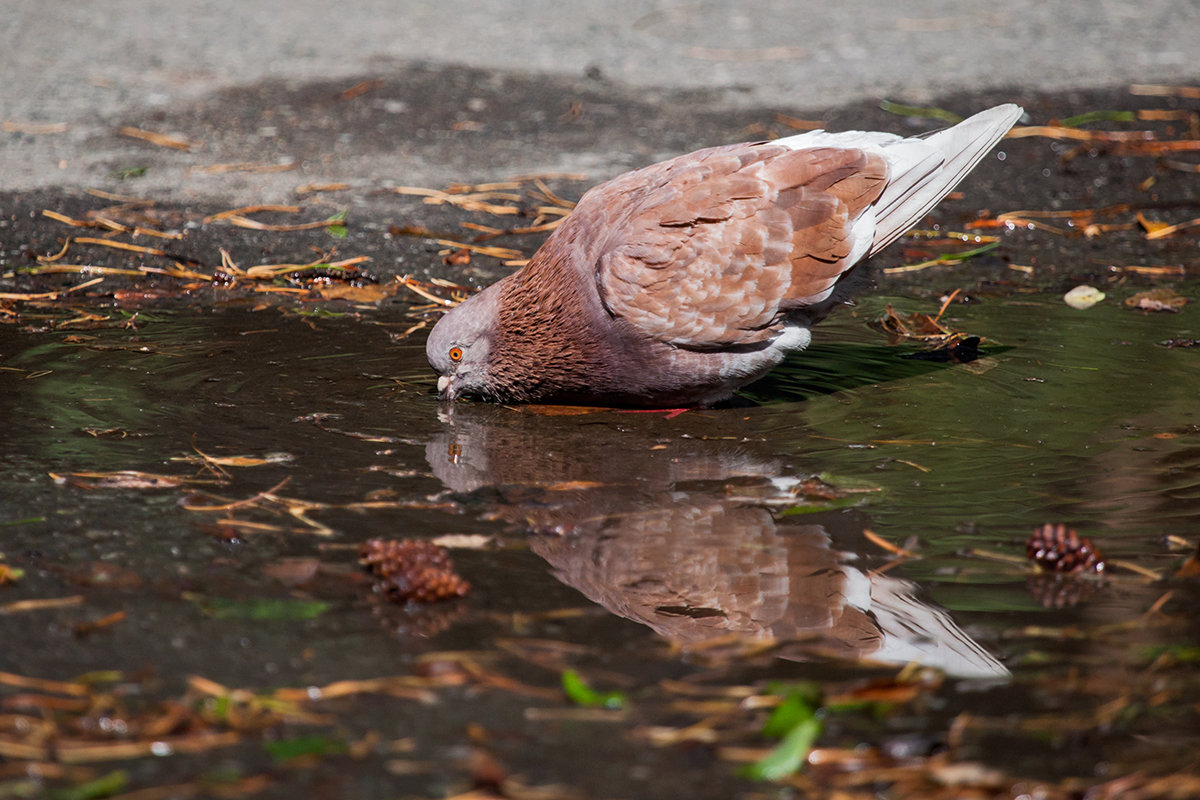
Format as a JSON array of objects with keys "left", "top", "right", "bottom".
[{"left": 448, "top": 347, "right": 463, "bottom": 362}]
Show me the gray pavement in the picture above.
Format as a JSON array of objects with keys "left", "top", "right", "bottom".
[{"left": 3, "top": 1, "right": 1198, "bottom": 203}]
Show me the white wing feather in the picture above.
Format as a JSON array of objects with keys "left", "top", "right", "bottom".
[{"left": 776, "top": 104, "right": 1023, "bottom": 257}]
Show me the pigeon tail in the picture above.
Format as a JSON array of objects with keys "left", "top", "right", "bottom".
[{"left": 868, "top": 104, "right": 1023, "bottom": 254}]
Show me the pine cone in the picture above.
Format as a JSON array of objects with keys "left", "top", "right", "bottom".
[
  {"left": 359, "top": 538, "right": 470, "bottom": 603},
  {"left": 1025, "top": 523, "right": 1105, "bottom": 574}
]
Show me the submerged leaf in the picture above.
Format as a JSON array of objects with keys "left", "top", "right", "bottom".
[
  {"left": 561, "top": 669, "right": 625, "bottom": 709},
  {"left": 740, "top": 718, "right": 821, "bottom": 782},
  {"left": 264, "top": 734, "right": 347, "bottom": 762},
  {"left": 760, "top": 683, "right": 821, "bottom": 738},
  {"left": 188, "top": 594, "right": 331, "bottom": 620},
  {"left": 50, "top": 470, "right": 191, "bottom": 490},
  {"left": 742, "top": 683, "right": 824, "bottom": 781},
  {"left": 262, "top": 557, "right": 321, "bottom": 587},
  {"left": 1058, "top": 110, "right": 1137, "bottom": 127},
  {"left": 48, "top": 769, "right": 129, "bottom": 800}
]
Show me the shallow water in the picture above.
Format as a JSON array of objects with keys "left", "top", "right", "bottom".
[{"left": 2, "top": 293, "right": 1198, "bottom": 796}]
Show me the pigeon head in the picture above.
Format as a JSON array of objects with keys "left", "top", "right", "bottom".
[{"left": 426, "top": 284, "right": 501, "bottom": 401}]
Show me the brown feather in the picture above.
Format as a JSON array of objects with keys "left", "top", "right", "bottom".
[{"left": 593, "top": 142, "right": 886, "bottom": 347}]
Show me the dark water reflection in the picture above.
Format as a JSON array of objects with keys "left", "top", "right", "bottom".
[{"left": 428, "top": 403, "right": 1007, "bottom": 678}]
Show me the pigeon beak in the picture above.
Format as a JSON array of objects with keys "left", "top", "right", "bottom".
[{"left": 436, "top": 374, "right": 455, "bottom": 400}]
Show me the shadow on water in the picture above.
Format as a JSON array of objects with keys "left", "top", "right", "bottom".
[
  {"left": 1, "top": 294, "right": 1198, "bottom": 795},
  {"left": 742, "top": 341, "right": 969, "bottom": 402}
]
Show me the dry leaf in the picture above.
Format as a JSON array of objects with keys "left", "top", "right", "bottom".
[
  {"left": 262, "top": 557, "right": 322, "bottom": 587},
  {"left": 1125, "top": 288, "right": 1187, "bottom": 312},
  {"left": 431, "top": 534, "right": 494, "bottom": 550}
]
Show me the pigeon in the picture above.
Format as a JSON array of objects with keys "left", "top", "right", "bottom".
[{"left": 427, "top": 104, "right": 1022, "bottom": 407}]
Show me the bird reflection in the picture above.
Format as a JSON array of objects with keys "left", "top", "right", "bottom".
[{"left": 427, "top": 404, "right": 1007, "bottom": 679}]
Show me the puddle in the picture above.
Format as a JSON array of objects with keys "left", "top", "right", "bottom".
[
  {"left": 2, "top": 291, "right": 1197, "bottom": 796},
  {"left": 2, "top": 76, "right": 1199, "bottom": 798}
]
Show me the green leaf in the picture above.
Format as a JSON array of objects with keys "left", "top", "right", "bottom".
[
  {"left": 779, "top": 496, "right": 867, "bottom": 516},
  {"left": 935, "top": 240, "right": 1001, "bottom": 263},
  {"left": 760, "top": 692, "right": 817, "bottom": 738},
  {"left": 740, "top": 717, "right": 821, "bottom": 782},
  {"left": 760, "top": 682, "right": 822, "bottom": 737},
  {"left": 1058, "top": 110, "right": 1136, "bottom": 127},
  {"left": 326, "top": 210, "right": 348, "bottom": 239},
  {"left": 48, "top": 770, "right": 128, "bottom": 800},
  {"left": 879, "top": 100, "right": 963, "bottom": 124},
  {"left": 207, "top": 694, "right": 233, "bottom": 722},
  {"left": 186, "top": 594, "right": 330, "bottom": 621},
  {"left": 561, "top": 669, "right": 625, "bottom": 709},
  {"left": 1, "top": 516, "right": 46, "bottom": 527},
  {"left": 112, "top": 166, "right": 148, "bottom": 180},
  {"left": 264, "top": 734, "right": 347, "bottom": 762},
  {"left": 1141, "top": 644, "right": 1200, "bottom": 663},
  {"left": 291, "top": 307, "right": 351, "bottom": 318},
  {"left": 74, "top": 670, "right": 125, "bottom": 686}
]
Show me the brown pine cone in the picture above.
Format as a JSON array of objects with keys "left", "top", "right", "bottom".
[
  {"left": 1025, "top": 523, "right": 1105, "bottom": 574},
  {"left": 360, "top": 538, "right": 470, "bottom": 603}
]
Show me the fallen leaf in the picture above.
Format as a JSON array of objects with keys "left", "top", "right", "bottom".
[
  {"left": 50, "top": 470, "right": 191, "bottom": 490},
  {"left": 1063, "top": 285, "right": 1106, "bottom": 309},
  {"left": 67, "top": 562, "right": 143, "bottom": 589},
  {"left": 870, "top": 304, "right": 963, "bottom": 344},
  {"left": 1176, "top": 541, "right": 1200, "bottom": 578},
  {"left": 1125, "top": 288, "right": 1187, "bottom": 312},
  {"left": 443, "top": 248, "right": 472, "bottom": 266},
  {"left": 1137, "top": 210, "right": 1173, "bottom": 235},
  {"left": 262, "top": 558, "right": 321, "bottom": 587}
]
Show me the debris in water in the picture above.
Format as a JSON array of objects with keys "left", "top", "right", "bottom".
[
  {"left": 900, "top": 335, "right": 980, "bottom": 363},
  {"left": 871, "top": 293, "right": 976, "bottom": 350}
]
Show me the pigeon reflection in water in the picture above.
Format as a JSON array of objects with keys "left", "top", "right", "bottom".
[{"left": 427, "top": 405, "right": 1006, "bottom": 679}]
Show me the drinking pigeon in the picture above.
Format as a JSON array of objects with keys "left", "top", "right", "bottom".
[{"left": 427, "top": 104, "right": 1022, "bottom": 407}]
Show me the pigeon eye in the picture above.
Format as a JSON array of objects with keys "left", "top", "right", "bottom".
[{"left": 448, "top": 347, "right": 463, "bottom": 363}]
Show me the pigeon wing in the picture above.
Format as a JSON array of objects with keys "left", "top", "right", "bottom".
[{"left": 592, "top": 142, "right": 888, "bottom": 349}]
